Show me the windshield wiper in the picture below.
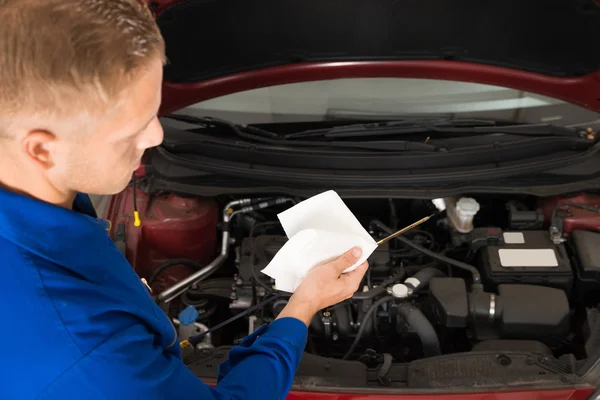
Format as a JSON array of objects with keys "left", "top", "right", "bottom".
[
  {"left": 283, "top": 118, "right": 494, "bottom": 139},
  {"left": 162, "top": 114, "right": 437, "bottom": 152},
  {"left": 284, "top": 119, "right": 585, "bottom": 140},
  {"left": 163, "top": 114, "right": 281, "bottom": 140}
]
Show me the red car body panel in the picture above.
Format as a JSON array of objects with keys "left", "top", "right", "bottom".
[
  {"left": 283, "top": 388, "right": 596, "bottom": 400},
  {"left": 144, "top": 1, "right": 600, "bottom": 116},
  {"left": 127, "top": 1, "right": 600, "bottom": 398}
]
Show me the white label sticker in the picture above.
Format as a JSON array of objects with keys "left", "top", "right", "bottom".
[
  {"left": 499, "top": 249, "right": 558, "bottom": 268},
  {"left": 503, "top": 232, "right": 525, "bottom": 244}
]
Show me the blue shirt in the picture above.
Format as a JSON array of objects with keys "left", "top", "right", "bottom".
[{"left": 0, "top": 187, "right": 307, "bottom": 399}]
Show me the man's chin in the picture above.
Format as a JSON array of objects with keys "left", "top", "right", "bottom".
[{"left": 85, "top": 179, "right": 131, "bottom": 196}]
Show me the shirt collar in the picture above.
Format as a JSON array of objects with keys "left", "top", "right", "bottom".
[{"left": 0, "top": 187, "right": 110, "bottom": 267}]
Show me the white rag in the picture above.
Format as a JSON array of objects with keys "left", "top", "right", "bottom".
[{"left": 261, "top": 190, "right": 377, "bottom": 292}]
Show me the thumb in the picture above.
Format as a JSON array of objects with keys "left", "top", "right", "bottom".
[
  {"left": 330, "top": 247, "right": 363, "bottom": 275},
  {"left": 345, "top": 261, "right": 369, "bottom": 288}
]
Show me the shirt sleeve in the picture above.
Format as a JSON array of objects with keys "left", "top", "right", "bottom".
[
  {"left": 217, "top": 317, "right": 308, "bottom": 398},
  {"left": 39, "top": 317, "right": 308, "bottom": 400}
]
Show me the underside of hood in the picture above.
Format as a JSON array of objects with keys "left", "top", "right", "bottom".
[{"left": 156, "top": 0, "right": 600, "bottom": 82}]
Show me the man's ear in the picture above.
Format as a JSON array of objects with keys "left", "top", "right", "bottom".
[{"left": 21, "top": 130, "right": 57, "bottom": 169}]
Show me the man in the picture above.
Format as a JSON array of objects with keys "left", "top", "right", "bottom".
[{"left": 0, "top": 1, "right": 369, "bottom": 399}]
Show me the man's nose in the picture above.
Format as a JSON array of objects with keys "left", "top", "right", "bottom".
[{"left": 137, "top": 117, "right": 164, "bottom": 150}]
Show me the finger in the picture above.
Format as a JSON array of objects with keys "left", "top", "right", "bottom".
[
  {"left": 343, "top": 261, "right": 369, "bottom": 279},
  {"left": 330, "top": 247, "right": 363, "bottom": 275}
]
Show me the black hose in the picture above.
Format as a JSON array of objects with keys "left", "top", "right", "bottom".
[
  {"left": 342, "top": 296, "right": 392, "bottom": 360},
  {"left": 397, "top": 302, "right": 441, "bottom": 357},
  {"left": 371, "top": 220, "right": 481, "bottom": 284},
  {"left": 334, "top": 304, "right": 352, "bottom": 337},
  {"left": 147, "top": 258, "right": 203, "bottom": 286},
  {"left": 353, "top": 284, "right": 386, "bottom": 301},
  {"left": 352, "top": 268, "right": 405, "bottom": 300}
]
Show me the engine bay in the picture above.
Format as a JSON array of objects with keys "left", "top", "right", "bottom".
[{"left": 109, "top": 190, "right": 600, "bottom": 387}]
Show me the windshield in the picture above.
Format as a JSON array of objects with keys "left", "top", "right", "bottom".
[{"left": 176, "top": 78, "right": 600, "bottom": 128}]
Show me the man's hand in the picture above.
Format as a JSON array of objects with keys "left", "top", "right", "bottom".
[{"left": 276, "top": 247, "right": 369, "bottom": 326}]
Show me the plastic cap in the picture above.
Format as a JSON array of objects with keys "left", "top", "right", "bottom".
[
  {"left": 456, "top": 197, "right": 480, "bottom": 216},
  {"left": 133, "top": 211, "right": 141, "bottom": 227},
  {"left": 391, "top": 283, "right": 409, "bottom": 299},
  {"left": 431, "top": 198, "right": 447, "bottom": 212},
  {"left": 178, "top": 306, "right": 199, "bottom": 326}
]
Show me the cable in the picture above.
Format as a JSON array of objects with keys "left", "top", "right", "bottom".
[
  {"left": 387, "top": 230, "right": 437, "bottom": 254},
  {"left": 132, "top": 173, "right": 141, "bottom": 227},
  {"left": 551, "top": 203, "right": 600, "bottom": 226},
  {"left": 342, "top": 296, "right": 392, "bottom": 360},
  {"left": 186, "top": 293, "right": 284, "bottom": 347},
  {"left": 251, "top": 274, "right": 258, "bottom": 306},
  {"left": 251, "top": 269, "right": 276, "bottom": 295},
  {"left": 370, "top": 220, "right": 481, "bottom": 284},
  {"left": 553, "top": 202, "right": 600, "bottom": 215},
  {"left": 147, "top": 258, "right": 202, "bottom": 286}
]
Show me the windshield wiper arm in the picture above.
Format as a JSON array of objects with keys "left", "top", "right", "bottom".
[
  {"left": 162, "top": 114, "right": 437, "bottom": 152},
  {"left": 163, "top": 114, "right": 281, "bottom": 140},
  {"left": 285, "top": 119, "right": 584, "bottom": 140},
  {"left": 284, "top": 118, "right": 497, "bottom": 139}
]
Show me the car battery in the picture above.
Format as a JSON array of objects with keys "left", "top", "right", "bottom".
[{"left": 479, "top": 230, "right": 573, "bottom": 296}]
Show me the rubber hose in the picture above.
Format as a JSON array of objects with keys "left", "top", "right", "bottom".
[
  {"left": 371, "top": 220, "right": 481, "bottom": 283},
  {"left": 342, "top": 296, "right": 392, "bottom": 360},
  {"left": 147, "top": 258, "right": 202, "bottom": 286},
  {"left": 352, "top": 268, "right": 406, "bottom": 300},
  {"left": 335, "top": 305, "right": 352, "bottom": 337},
  {"left": 377, "top": 353, "right": 393, "bottom": 385},
  {"left": 397, "top": 302, "right": 441, "bottom": 357}
]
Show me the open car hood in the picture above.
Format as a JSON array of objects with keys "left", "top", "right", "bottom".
[{"left": 149, "top": 0, "right": 600, "bottom": 114}]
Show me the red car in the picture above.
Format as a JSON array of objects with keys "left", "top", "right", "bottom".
[{"left": 100, "top": 1, "right": 600, "bottom": 398}]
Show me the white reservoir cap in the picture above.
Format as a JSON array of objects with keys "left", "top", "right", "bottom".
[
  {"left": 390, "top": 283, "right": 409, "bottom": 299},
  {"left": 456, "top": 197, "right": 480, "bottom": 216},
  {"left": 448, "top": 197, "right": 480, "bottom": 233}
]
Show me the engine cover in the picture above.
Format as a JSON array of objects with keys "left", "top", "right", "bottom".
[{"left": 479, "top": 230, "right": 573, "bottom": 295}]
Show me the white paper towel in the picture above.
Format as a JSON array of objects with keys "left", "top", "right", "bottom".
[{"left": 261, "top": 190, "right": 377, "bottom": 292}]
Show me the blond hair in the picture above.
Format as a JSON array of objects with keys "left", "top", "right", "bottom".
[{"left": 0, "top": 0, "right": 165, "bottom": 136}]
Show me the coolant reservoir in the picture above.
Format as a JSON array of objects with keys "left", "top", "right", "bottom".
[{"left": 447, "top": 197, "right": 480, "bottom": 233}]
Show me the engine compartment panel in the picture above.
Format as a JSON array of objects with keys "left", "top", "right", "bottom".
[{"left": 107, "top": 189, "right": 600, "bottom": 388}]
